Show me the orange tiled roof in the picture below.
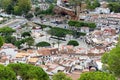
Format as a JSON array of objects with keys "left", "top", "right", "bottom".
[
  {"left": 27, "top": 49, "right": 34, "bottom": 53},
  {"left": 2, "top": 43, "right": 16, "bottom": 48},
  {"left": 37, "top": 48, "right": 51, "bottom": 56},
  {"left": 16, "top": 52, "right": 29, "bottom": 58},
  {"left": 28, "top": 58, "right": 38, "bottom": 63}
]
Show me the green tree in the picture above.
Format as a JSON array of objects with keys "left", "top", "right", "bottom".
[
  {"left": 0, "top": 27, "right": 15, "bottom": 36},
  {"left": 101, "top": 52, "right": 109, "bottom": 64},
  {"left": 1, "top": 0, "right": 12, "bottom": 10},
  {"left": 52, "top": 72, "right": 72, "bottom": 80},
  {"left": 36, "top": 41, "right": 51, "bottom": 47},
  {"left": 102, "top": 46, "right": 120, "bottom": 78},
  {"left": 116, "top": 35, "right": 120, "bottom": 47},
  {"left": 4, "top": 36, "right": 16, "bottom": 44},
  {"left": 68, "top": 20, "right": 78, "bottom": 26},
  {"left": 5, "top": 4, "right": 14, "bottom": 14},
  {"left": 25, "top": 13, "right": 34, "bottom": 20},
  {"left": 93, "top": 0, "right": 100, "bottom": 8},
  {"left": 17, "top": 0, "right": 31, "bottom": 14},
  {"left": 49, "top": 28, "right": 66, "bottom": 38},
  {"left": 35, "top": 4, "right": 55, "bottom": 15},
  {"left": 35, "top": 7, "right": 40, "bottom": 12},
  {"left": 25, "top": 37, "right": 34, "bottom": 48},
  {"left": 0, "top": 36, "right": 4, "bottom": 47},
  {"left": 86, "top": 0, "right": 91, "bottom": 9},
  {"left": 0, "top": 65, "right": 16, "bottom": 80},
  {"left": 21, "top": 32, "right": 31, "bottom": 38},
  {"left": 0, "top": 0, "right": 2, "bottom": 7},
  {"left": 55, "top": 31, "right": 66, "bottom": 38},
  {"left": 8, "top": 63, "right": 50, "bottom": 80},
  {"left": 75, "top": 21, "right": 84, "bottom": 27},
  {"left": 1, "top": 0, "right": 14, "bottom": 14},
  {"left": 78, "top": 71, "right": 116, "bottom": 80},
  {"left": 14, "top": 39, "right": 26, "bottom": 49},
  {"left": 67, "top": 40, "right": 79, "bottom": 46},
  {"left": 68, "top": 20, "right": 96, "bottom": 28},
  {"left": 14, "top": 6, "right": 22, "bottom": 15},
  {"left": 1, "top": 0, "right": 31, "bottom": 15},
  {"left": 14, "top": 40, "right": 22, "bottom": 49},
  {"left": 87, "top": 22, "right": 96, "bottom": 28},
  {"left": 46, "top": 4, "right": 54, "bottom": 14},
  {"left": 86, "top": 0, "right": 100, "bottom": 10},
  {"left": 108, "top": 2, "right": 120, "bottom": 12}
]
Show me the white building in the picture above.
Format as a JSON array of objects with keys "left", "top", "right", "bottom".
[
  {"left": 95, "top": 7, "right": 110, "bottom": 14},
  {"left": 0, "top": 43, "right": 18, "bottom": 58},
  {"left": 0, "top": 17, "right": 3, "bottom": 22},
  {"left": 81, "top": 27, "right": 89, "bottom": 33},
  {"left": 37, "top": 3, "right": 49, "bottom": 10},
  {"left": 57, "top": 0, "right": 62, "bottom": 6}
]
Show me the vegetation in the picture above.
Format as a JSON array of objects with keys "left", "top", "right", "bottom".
[
  {"left": 0, "top": 65, "right": 16, "bottom": 80},
  {"left": 7, "top": 63, "right": 50, "bottom": 80},
  {"left": 51, "top": 27, "right": 85, "bottom": 36},
  {"left": 67, "top": 40, "right": 79, "bottom": 46},
  {"left": 0, "top": 36, "right": 4, "bottom": 47},
  {"left": 52, "top": 72, "right": 72, "bottom": 80},
  {"left": 25, "top": 13, "right": 34, "bottom": 20},
  {"left": 48, "top": 27, "right": 67, "bottom": 38},
  {"left": 86, "top": 0, "right": 100, "bottom": 10},
  {"left": 34, "top": 22, "right": 52, "bottom": 30},
  {"left": 102, "top": 46, "right": 120, "bottom": 78},
  {"left": 21, "top": 32, "right": 31, "bottom": 38},
  {"left": 36, "top": 41, "right": 51, "bottom": 47},
  {"left": 0, "top": 26, "right": 34, "bottom": 48},
  {"left": 0, "top": 0, "right": 2, "bottom": 7},
  {"left": 51, "top": 29, "right": 66, "bottom": 38},
  {"left": 14, "top": 40, "right": 24, "bottom": 49},
  {"left": 35, "top": 4, "right": 55, "bottom": 16},
  {"left": 0, "top": 27, "right": 15, "bottom": 36},
  {"left": 78, "top": 71, "right": 116, "bottom": 80},
  {"left": 101, "top": 52, "right": 109, "bottom": 64},
  {"left": 68, "top": 20, "right": 96, "bottom": 28},
  {"left": 4, "top": 36, "right": 16, "bottom": 44},
  {"left": 0, "top": 27, "right": 16, "bottom": 47},
  {"left": 108, "top": 2, "right": 120, "bottom": 12},
  {"left": 14, "top": 37, "right": 34, "bottom": 49},
  {"left": 0, "top": 25, "right": 35, "bottom": 49},
  {"left": 48, "top": 27, "right": 86, "bottom": 40},
  {"left": 68, "top": 20, "right": 78, "bottom": 26},
  {"left": 1, "top": 0, "right": 31, "bottom": 15},
  {"left": 106, "top": 0, "right": 120, "bottom": 2},
  {"left": 25, "top": 37, "right": 34, "bottom": 48},
  {"left": 34, "top": 23, "right": 86, "bottom": 38}
]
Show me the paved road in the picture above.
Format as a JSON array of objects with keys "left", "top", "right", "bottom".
[{"left": 0, "top": 18, "right": 27, "bottom": 29}]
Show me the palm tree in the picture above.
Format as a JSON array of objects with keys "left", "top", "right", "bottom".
[
  {"left": 57, "top": 40, "right": 61, "bottom": 49},
  {"left": 52, "top": 42, "right": 56, "bottom": 47}
]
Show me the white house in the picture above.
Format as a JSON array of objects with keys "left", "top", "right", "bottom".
[
  {"left": 95, "top": 7, "right": 110, "bottom": 14},
  {"left": 57, "top": 0, "right": 62, "bottom": 6},
  {"left": 0, "top": 43, "right": 18, "bottom": 58},
  {"left": 0, "top": 17, "right": 3, "bottom": 22},
  {"left": 81, "top": 27, "right": 89, "bottom": 33}
]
